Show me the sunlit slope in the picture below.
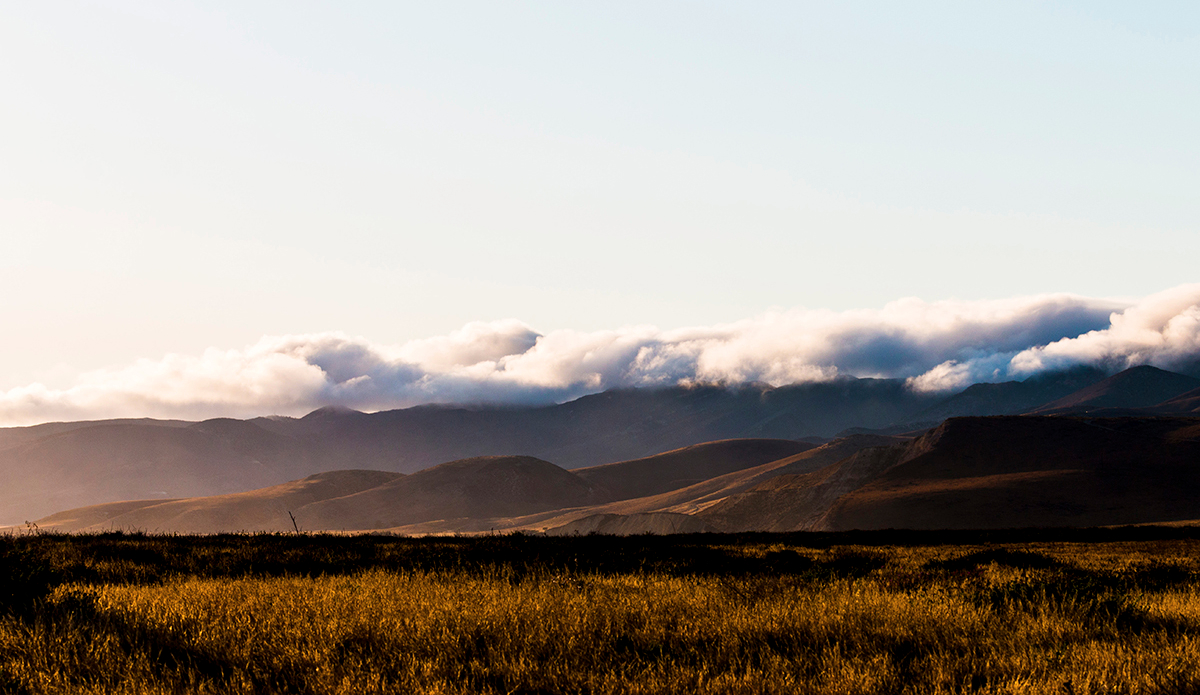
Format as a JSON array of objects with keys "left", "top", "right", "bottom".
[
  {"left": 698, "top": 444, "right": 912, "bottom": 532},
  {"left": 571, "top": 439, "right": 814, "bottom": 502},
  {"left": 526, "top": 435, "right": 907, "bottom": 535},
  {"left": 592, "top": 435, "right": 903, "bottom": 516},
  {"left": 34, "top": 470, "right": 403, "bottom": 533}
]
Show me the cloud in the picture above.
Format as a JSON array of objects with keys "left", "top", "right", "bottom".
[
  {"left": 2, "top": 285, "right": 1199, "bottom": 426},
  {"left": 1009, "top": 284, "right": 1200, "bottom": 376}
]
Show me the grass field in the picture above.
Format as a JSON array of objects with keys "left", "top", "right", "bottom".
[{"left": 2, "top": 529, "right": 1199, "bottom": 694}]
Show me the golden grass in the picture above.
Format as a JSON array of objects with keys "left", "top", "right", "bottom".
[{"left": 2, "top": 537, "right": 1199, "bottom": 694}]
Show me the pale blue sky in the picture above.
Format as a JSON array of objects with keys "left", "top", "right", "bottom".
[{"left": 2, "top": 2, "right": 1197, "bottom": 391}]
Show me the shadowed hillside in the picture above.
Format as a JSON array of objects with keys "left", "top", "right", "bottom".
[
  {"left": 824, "top": 416, "right": 1200, "bottom": 529},
  {"left": 1152, "top": 386, "right": 1200, "bottom": 414},
  {"left": 1030, "top": 365, "right": 1200, "bottom": 414},
  {"left": 912, "top": 367, "right": 1106, "bottom": 421}
]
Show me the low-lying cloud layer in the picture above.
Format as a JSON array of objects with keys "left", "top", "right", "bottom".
[{"left": 3, "top": 285, "right": 1199, "bottom": 426}]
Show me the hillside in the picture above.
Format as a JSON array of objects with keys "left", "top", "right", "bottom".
[
  {"left": 292, "top": 456, "right": 606, "bottom": 531},
  {"left": 530, "top": 435, "right": 908, "bottom": 534},
  {"left": 34, "top": 470, "right": 403, "bottom": 533},
  {"left": 571, "top": 439, "right": 814, "bottom": 502},
  {"left": 698, "top": 444, "right": 912, "bottom": 532}
]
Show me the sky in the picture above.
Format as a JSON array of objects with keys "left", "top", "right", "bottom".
[{"left": 1, "top": 2, "right": 1198, "bottom": 425}]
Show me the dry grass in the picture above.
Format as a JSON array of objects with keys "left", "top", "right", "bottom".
[{"left": 1, "top": 532, "right": 1199, "bottom": 694}]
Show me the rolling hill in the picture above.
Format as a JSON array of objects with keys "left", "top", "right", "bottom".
[{"left": 294, "top": 455, "right": 606, "bottom": 531}]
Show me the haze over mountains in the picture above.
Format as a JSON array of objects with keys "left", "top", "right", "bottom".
[{"left": 8, "top": 364, "right": 1200, "bottom": 531}]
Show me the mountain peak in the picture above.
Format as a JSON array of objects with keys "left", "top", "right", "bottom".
[{"left": 301, "top": 405, "right": 364, "bottom": 420}]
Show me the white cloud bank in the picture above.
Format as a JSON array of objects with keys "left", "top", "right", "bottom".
[{"left": 3, "top": 285, "right": 1199, "bottom": 426}]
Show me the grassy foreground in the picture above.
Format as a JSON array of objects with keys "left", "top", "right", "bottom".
[{"left": 2, "top": 530, "right": 1199, "bottom": 694}]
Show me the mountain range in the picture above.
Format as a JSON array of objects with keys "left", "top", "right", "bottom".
[{"left": 6, "top": 365, "right": 1200, "bottom": 530}]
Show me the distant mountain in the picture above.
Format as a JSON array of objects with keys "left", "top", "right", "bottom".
[
  {"left": 0, "top": 419, "right": 319, "bottom": 523},
  {"left": 1029, "top": 365, "right": 1200, "bottom": 414},
  {"left": 913, "top": 367, "right": 1106, "bottom": 421},
  {"left": 259, "top": 379, "right": 940, "bottom": 472}
]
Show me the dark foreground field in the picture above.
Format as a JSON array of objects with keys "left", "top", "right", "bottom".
[{"left": 2, "top": 529, "right": 1200, "bottom": 694}]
